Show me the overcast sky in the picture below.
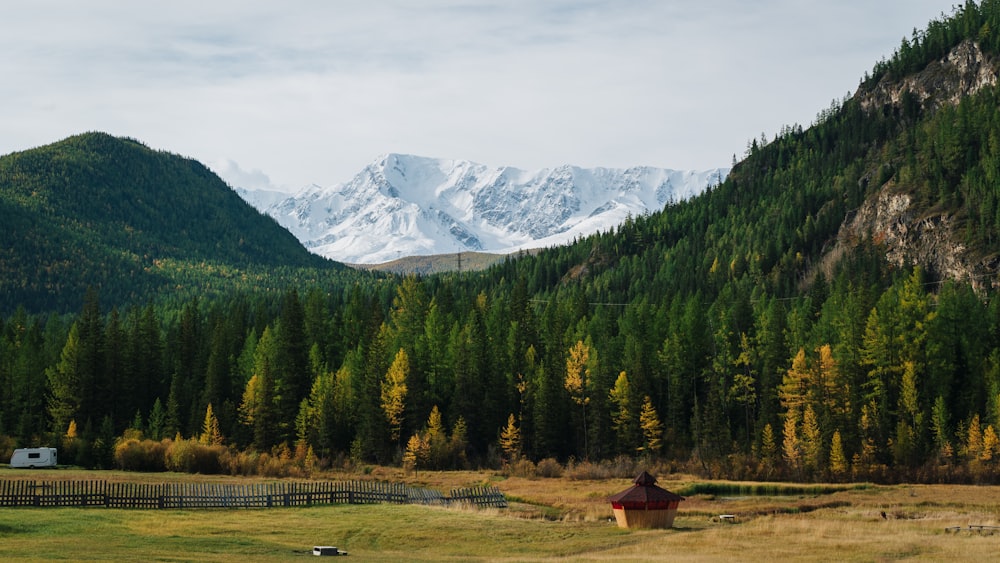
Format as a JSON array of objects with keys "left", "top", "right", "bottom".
[{"left": 2, "top": 1, "right": 953, "bottom": 192}]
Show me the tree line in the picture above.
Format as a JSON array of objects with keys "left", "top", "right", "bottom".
[{"left": 2, "top": 258, "right": 1000, "bottom": 483}]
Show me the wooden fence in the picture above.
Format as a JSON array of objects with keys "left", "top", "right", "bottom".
[
  {"left": 0, "top": 479, "right": 505, "bottom": 510},
  {"left": 450, "top": 485, "right": 508, "bottom": 508}
]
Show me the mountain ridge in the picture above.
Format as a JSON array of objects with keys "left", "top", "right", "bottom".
[
  {"left": 238, "top": 153, "right": 727, "bottom": 264},
  {"left": 0, "top": 132, "right": 346, "bottom": 313}
]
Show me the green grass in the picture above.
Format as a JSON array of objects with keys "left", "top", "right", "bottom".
[{"left": 0, "top": 504, "right": 646, "bottom": 562}]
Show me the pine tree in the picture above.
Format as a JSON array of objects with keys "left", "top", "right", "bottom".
[
  {"left": 129, "top": 409, "right": 144, "bottom": 435},
  {"left": 403, "top": 433, "right": 429, "bottom": 474},
  {"left": 564, "top": 340, "right": 592, "bottom": 458},
  {"left": 896, "top": 360, "right": 922, "bottom": 465},
  {"left": 103, "top": 307, "right": 125, "bottom": 429},
  {"left": 425, "top": 405, "right": 448, "bottom": 468},
  {"left": 801, "top": 404, "right": 823, "bottom": 474},
  {"left": 499, "top": 413, "right": 522, "bottom": 463},
  {"left": 332, "top": 363, "right": 357, "bottom": 452},
  {"left": 639, "top": 396, "right": 664, "bottom": 456},
  {"left": 782, "top": 408, "right": 801, "bottom": 474},
  {"left": 275, "top": 289, "right": 309, "bottom": 444},
  {"left": 238, "top": 375, "right": 262, "bottom": 438},
  {"left": 46, "top": 323, "right": 82, "bottom": 434},
  {"left": 814, "top": 344, "right": 848, "bottom": 432},
  {"left": 829, "top": 430, "right": 848, "bottom": 476},
  {"left": 965, "top": 414, "right": 983, "bottom": 462},
  {"left": 304, "top": 368, "right": 335, "bottom": 456},
  {"left": 780, "top": 348, "right": 810, "bottom": 413},
  {"left": 381, "top": 348, "right": 410, "bottom": 445},
  {"left": 449, "top": 416, "right": 468, "bottom": 468},
  {"left": 931, "top": 395, "right": 951, "bottom": 460},
  {"left": 147, "top": 398, "right": 165, "bottom": 440},
  {"left": 760, "top": 423, "right": 778, "bottom": 469},
  {"left": 608, "top": 371, "right": 637, "bottom": 453},
  {"left": 76, "top": 287, "right": 104, "bottom": 429},
  {"left": 294, "top": 397, "right": 313, "bottom": 455},
  {"left": 982, "top": 425, "right": 999, "bottom": 462},
  {"left": 857, "top": 401, "right": 879, "bottom": 469},
  {"left": 730, "top": 332, "right": 758, "bottom": 450},
  {"left": 240, "top": 326, "right": 278, "bottom": 450},
  {"left": 199, "top": 403, "right": 223, "bottom": 445}
]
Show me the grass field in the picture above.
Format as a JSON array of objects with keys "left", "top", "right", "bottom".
[{"left": 2, "top": 467, "right": 1000, "bottom": 561}]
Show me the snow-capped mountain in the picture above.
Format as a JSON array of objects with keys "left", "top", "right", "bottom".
[{"left": 237, "top": 154, "right": 728, "bottom": 264}]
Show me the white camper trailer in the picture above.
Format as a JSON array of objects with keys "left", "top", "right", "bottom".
[{"left": 9, "top": 447, "right": 57, "bottom": 468}]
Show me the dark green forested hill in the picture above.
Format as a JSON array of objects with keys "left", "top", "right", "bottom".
[
  {"left": 0, "top": 132, "right": 351, "bottom": 313},
  {"left": 8, "top": 4, "right": 1000, "bottom": 483}
]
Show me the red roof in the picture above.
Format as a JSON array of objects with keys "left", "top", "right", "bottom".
[{"left": 608, "top": 471, "right": 684, "bottom": 509}]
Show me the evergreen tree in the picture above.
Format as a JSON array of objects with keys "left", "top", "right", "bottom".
[
  {"left": 240, "top": 326, "right": 278, "bottom": 450},
  {"left": 609, "top": 371, "right": 638, "bottom": 454},
  {"left": 730, "top": 332, "right": 758, "bottom": 451},
  {"left": 275, "top": 289, "right": 309, "bottom": 444},
  {"left": 931, "top": 394, "right": 952, "bottom": 459},
  {"left": 46, "top": 323, "right": 83, "bottom": 435},
  {"left": 147, "top": 398, "right": 165, "bottom": 441},
  {"left": 75, "top": 287, "right": 104, "bottom": 428},
  {"left": 759, "top": 423, "right": 778, "bottom": 477},
  {"left": 103, "top": 307, "right": 125, "bottom": 431}
]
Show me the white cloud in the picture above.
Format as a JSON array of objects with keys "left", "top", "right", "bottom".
[
  {"left": 0, "top": 1, "right": 954, "bottom": 189},
  {"left": 207, "top": 158, "right": 279, "bottom": 192}
]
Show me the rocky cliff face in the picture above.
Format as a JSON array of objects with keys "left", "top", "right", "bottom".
[
  {"left": 859, "top": 39, "right": 998, "bottom": 113},
  {"left": 824, "top": 40, "right": 1000, "bottom": 290},
  {"left": 832, "top": 182, "right": 997, "bottom": 290}
]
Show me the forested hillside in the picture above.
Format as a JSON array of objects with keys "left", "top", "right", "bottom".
[
  {"left": 5, "top": 3, "right": 1000, "bottom": 483},
  {"left": 0, "top": 132, "right": 354, "bottom": 313}
]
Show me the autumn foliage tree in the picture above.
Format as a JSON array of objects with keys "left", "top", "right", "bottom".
[{"left": 381, "top": 348, "right": 409, "bottom": 445}]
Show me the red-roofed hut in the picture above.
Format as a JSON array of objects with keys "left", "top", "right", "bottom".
[{"left": 608, "top": 471, "right": 684, "bottom": 529}]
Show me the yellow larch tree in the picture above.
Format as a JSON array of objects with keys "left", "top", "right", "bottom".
[
  {"left": 381, "top": 348, "right": 410, "bottom": 444},
  {"left": 565, "top": 340, "right": 592, "bottom": 458},
  {"left": 639, "top": 396, "right": 664, "bottom": 456},
  {"left": 499, "top": 413, "right": 522, "bottom": 463}
]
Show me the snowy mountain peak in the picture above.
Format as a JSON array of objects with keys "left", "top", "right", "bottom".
[{"left": 237, "top": 155, "right": 728, "bottom": 264}]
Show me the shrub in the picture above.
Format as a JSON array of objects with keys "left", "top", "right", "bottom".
[
  {"left": 0, "top": 435, "right": 16, "bottom": 463},
  {"left": 219, "top": 449, "right": 260, "bottom": 476},
  {"left": 114, "top": 438, "right": 168, "bottom": 472},
  {"left": 535, "top": 458, "right": 564, "bottom": 478},
  {"left": 164, "top": 439, "right": 226, "bottom": 474},
  {"left": 566, "top": 456, "right": 639, "bottom": 480},
  {"left": 165, "top": 439, "right": 198, "bottom": 472},
  {"left": 505, "top": 458, "right": 537, "bottom": 478},
  {"left": 257, "top": 452, "right": 290, "bottom": 478}
]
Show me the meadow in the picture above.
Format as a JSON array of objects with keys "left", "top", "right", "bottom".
[{"left": 1, "top": 467, "right": 999, "bottom": 561}]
